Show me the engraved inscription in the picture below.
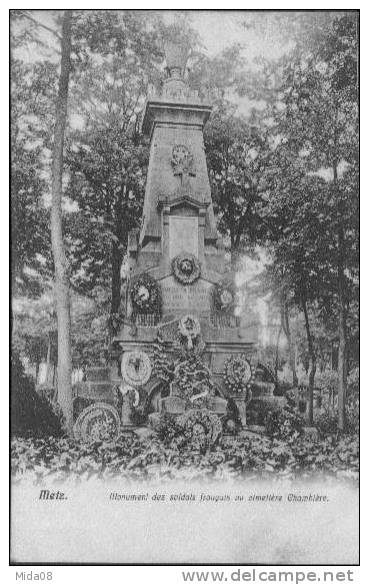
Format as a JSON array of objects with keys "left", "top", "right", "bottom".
[{"left": 161, "top": 277, "right": 211, "bottom": 313}]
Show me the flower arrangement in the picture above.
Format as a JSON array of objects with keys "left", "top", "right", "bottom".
[
  {"left": 173, "top": 354, "right": 215, "bottom": 408},
  {"left": 73, "top": 402, "right": 121, "bottom": 442},
  {"left": 177, "top": 409, "right": 222, "bottom": 448},
  {"left": 223, "top": 354, "right": 255, "bottom": 394}
]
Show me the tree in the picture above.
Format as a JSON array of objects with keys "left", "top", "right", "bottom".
[
  {"left": 65, "top": 12, "right": 164, "bottom": 315},
  {"left": 12, "top": 294, "right": 57, "bottom": 384},
  {"left": 261, "top": 263, "right": 299, "bottom": 387},
  {"left": 315, "top": 14, "right": 358, "bottom": 430},
  {"left": 189, "top": 44, "right": 270, "bottom": 268},
  {"left": 204, "top": 110, "right": 272, "bottom": 267},
  {"left": 11, "top": 10, "right": 166, "bottom": 385},
  {"left": 51, "top": 10, "right": 73, "bottom": 432},
  {"left": 236, "top": 12, "right": 358, "bottom": 426},
  {"left": 66, "top": 126, "right": 148, "bottom": 315},
  {"left": 274, "top": 12, "right": 359, "bottom": 429},
  {"left": 10, "top": 22, "right": 58, "bottom": 297}
]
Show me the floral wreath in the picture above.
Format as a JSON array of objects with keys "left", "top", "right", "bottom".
[
  {"left": 172, "top": 253, "right": 201, "bottom": 285},
  {"left": 223, "top": 354, "right": 255, "bottom": 394},
  {"left": 178, "top": 314, "right": 201, "bottom": 349},
  {"left": 121, "top": 350, "right": 152, "bottom": 387},
  {"left": 212, "top": 280, "right": 236, "bottom": 314},
  {"left": 130, "top": 273, "right": 161, "bottom": 314},
  {"left": 177, "top": 409, "right": 222, "bottom": 446},
  {"left": 73, "top": 403, "right": 121, "bottom": 442}
]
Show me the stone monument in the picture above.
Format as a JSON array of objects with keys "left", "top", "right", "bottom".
[
  {"left": 114, "top": 40, "right": 260, "bottom": 426},
  {"left": 73, "top": 40, "right": 263, "bottom": 441}
]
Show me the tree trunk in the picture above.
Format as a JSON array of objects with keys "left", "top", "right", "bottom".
[
  {"left": 333, "top": 126, "right": 348, "bottom": 430},
  {"left": 50, "top": 11, "right": 73, "bottom": 433},
  {"left": 45, "top": 332, "right": 52, "bottom": 385},
  {"left": 53, "top": 364, "right": 57, "bottom": 387},
  {"left": 275, "top": 322, "right": 282, "bottom": 392},
  {"left": 336, "top": 179, "right": 348, "bottom": 431},
  {"left": 111, "top": 239, "right": 123, "bottom": 315},
  {"left": 230, "top": 246, "right": 239, "bottom": 271},
  {"left": 281, "top": 298, "right": 298, "bottom": 387},
  {"left": 301, "top": 297, "right": 316, "bottom": 425},
  {"left": 337, "top": 225, "right": 348, "bottom": 431}
]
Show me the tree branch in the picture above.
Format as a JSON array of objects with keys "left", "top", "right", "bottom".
[{"left": 18, "top": 10, "right": 62, "bottom": 42}]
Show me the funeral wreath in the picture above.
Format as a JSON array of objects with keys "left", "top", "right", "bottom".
[
  {"left": 223, "top": 354, "right": 255, "bottom": 394},
  {"left": 130, "top": 273, "right": 161, "bottom": 313},
  {"left": 172, "top": 253, "right": 201, "bottom": 285}
]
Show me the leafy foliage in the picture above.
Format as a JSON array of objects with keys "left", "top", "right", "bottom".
[
  {"left": 265, "top": 405, "right": 305, "bottom": 441},
  {"left": 11, "top": 430, "right": 358, "bottom": 484},
  {"left": 10, "top": 54, "right": 56, "bottom": 297}
]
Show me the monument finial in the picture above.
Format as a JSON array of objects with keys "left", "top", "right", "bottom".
[{"left": 164, "top": 39, "right": 189, "bottom": 79}]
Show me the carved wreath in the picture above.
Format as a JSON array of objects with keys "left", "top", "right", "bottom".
[
  {"left": 172, "top": 253, "right": 201, "bottom": 285},
  {"left": 171, "top": 144, "right": 196, "bottom": 177},
  {"left": 223, "top": 354, "right": 255, "bottom": 394},
  {"left": 130, "top": 273, "right": 161, "bottom": 313},
  {"left": 212, "top": 280, "right": 236, "bottom": 314}
]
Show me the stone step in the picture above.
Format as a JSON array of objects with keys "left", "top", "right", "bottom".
[{"left": 85, "top": 367, "right": 110, "bottom": 382}]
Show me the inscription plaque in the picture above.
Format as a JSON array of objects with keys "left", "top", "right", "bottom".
[
  {"left": 161, "top": 276, "right": 211, "bottom": 314},
  {"left": 169, "top": 216, "right": 198, "bottom": 258}
]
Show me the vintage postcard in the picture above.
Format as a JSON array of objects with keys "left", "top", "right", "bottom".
[{"left": 10, "top": 9, "right": 359, "bottom": 565}]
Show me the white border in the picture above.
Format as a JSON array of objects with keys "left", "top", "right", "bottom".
[{"left": 3, "top": 2, "right": 365, "bottom": 583}]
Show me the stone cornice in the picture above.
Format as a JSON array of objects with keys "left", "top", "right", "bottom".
[{"left": 142, "top": 99, "right": 212, "bottom": 137}]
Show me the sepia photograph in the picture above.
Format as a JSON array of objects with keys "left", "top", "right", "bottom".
[{"left": 10, "top": 9, "right": 359, "bottom": 565}]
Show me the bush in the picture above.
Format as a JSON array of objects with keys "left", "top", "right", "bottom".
[
  {"left": 346, "top": 392, "right": 359, "bottom": 434},
  {"left": 153, "top": 413, "right": 185, "bottom": 445},
  {"left": 265, "top": 405, "right": 304, "bottom": 441},
  {"left": 11, "top": 352, "right": 64, "bottom": 438},
  {"left": 348, "top": 367, "right": 359, "bottom": 394},
  {"left": 315, "top": 412, "right": 339, "bottom": 436},
  {"left": 275, "top": 380, "right": 292, "bottom": 397},
  {"left": 346, "top": 366, "right": 359, "bottom": 433},
  {"left": 10, "top": 431, "right": 359, "bottom": 484},
  {"left": 314, "top": 367, "right": 359, "bottom": 437}
]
